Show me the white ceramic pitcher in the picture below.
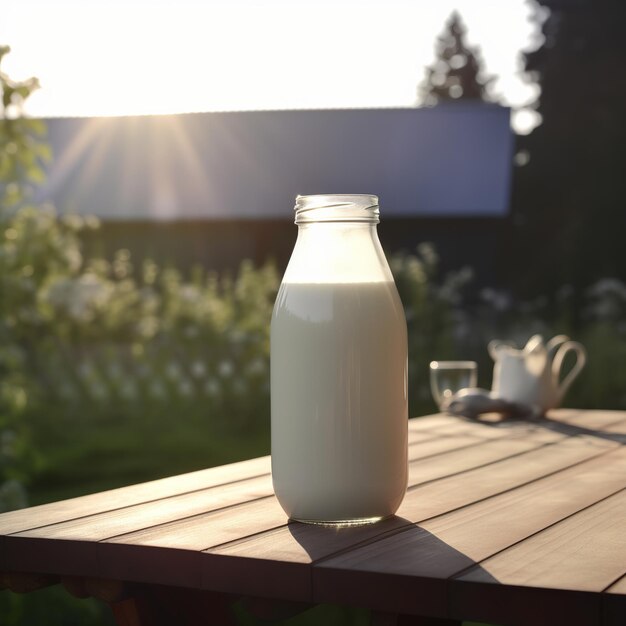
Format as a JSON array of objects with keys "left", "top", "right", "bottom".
[{"left": 489, "top": 334, "right": 587, "bottom": 413}]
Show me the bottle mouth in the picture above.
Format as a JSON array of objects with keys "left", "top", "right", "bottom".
[{"left": 294, "top": 194, "right": 380, "bottom": 224}]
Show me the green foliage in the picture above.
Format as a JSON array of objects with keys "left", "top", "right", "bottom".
[
  {"left": 5, "top": 213, "right": 279, "bottom": 501},
  {"left": 0, "top": 45, "right": 50, "bottom": 210},
  {"left": 391, "top": 243, "right": 473, "bottom": 414},
  {"left": 0, "top": 47, "right": 50, "bottom": 515}
]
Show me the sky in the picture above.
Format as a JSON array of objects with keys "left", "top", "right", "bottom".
[{"left": 2, "top": 0, "right": 544, "bottom": 132}]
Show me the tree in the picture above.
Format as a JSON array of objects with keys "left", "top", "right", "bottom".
[
  {"left": 511, "top": 0, "right": 626, "bottom": 300},
  {"left": 0, "top": 45, "right": 47, "bottom": 513},
  {"left": 0, "top": 45, "right": 50, "bottom": 212},
  {"left": 418, "top": 11, "right": 494, "bottom": 106}
]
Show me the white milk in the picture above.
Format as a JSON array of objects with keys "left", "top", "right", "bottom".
[{"left": 271, "top": 280, "right": 408, "bottom": 523}]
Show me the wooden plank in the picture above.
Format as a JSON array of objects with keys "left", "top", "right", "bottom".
[
  {"left": 0, "top": 455, "right": 271, "bottom": 535},
  {"left": 604, "top": 419, "right": 626, "bottom": 436},
  {"left": 542, "top": 411, "right": 626, "bottom": 447},
  {"left": 407, "top": 433, "right": 558, "bottom": 486},
  {"left": 2, "top": 434, "right": 484, "bottom": 545},
  {"left": 5, "top": 432, "right": 518, "bottom": 546},
  {"left": 101, "top": 496, "right": 288, "bottom": 588},
  {"left": 408, "top": 434, "right": 507, "bottom": 462},
  {"left": 427, "top": 419, "right": 543, "bottom": 440},
  {"left": 606, "top": 573, "right": 626, "bottom": 593},
  {"left": 313, "top": 439, "right": 614, "bottom": 617},
  {"left": 0, "top": 413, "right": 554, "bottom": 539},
  {"left": 547, "top": 409, "right": 626, "bottom": 430},
  {"left": 2, "top": 411, "right": 621, "bottom": 610},
  {"left": 0, "top": 415, "right": 481, "bottom": 540},
  {"left": 212, "top": 445, "right": 626, "bottom": 566},
  {"left": 10, "top": 431, "right": 605, "bottom": 593},
  {"left": 0, "top": 431, "right": 482, "bottom": 582},
  {"left": 451, "top": 489, "right": 626, "bottom": 626},
  {"left": 399, "top": 435, "right": 617, "bottom": 522},
  {"left": 408, "top": 415, "right": 460, "bottom": 431},
  {"left": 108, "top": 433, "right": 568, "bottom": 551},
  {"left": 455, "top": 489, "right": 626, "bottom": 591},
  {"left": 207, "top": 433, "right": 571, "bottom": 560},
  {"left": 72, "top": 435, "right": 574, "bottom": 596},
  {"left": 408, "top": 430, "right": 440, "bottom": 444},
  {"left": 420, "top": 447, "right": 626, "bottom": 562},
  {"left": 197, "top": 435, "right": 616, "bottom": 603},
  {"left": 11, "top": 475, "right": 274, "bottom": 542}
]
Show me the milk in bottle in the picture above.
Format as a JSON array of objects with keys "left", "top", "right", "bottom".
[{"left": 271, "top": 195, "right": 408, "bottom": 524}]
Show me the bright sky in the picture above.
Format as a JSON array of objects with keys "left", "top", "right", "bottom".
[{"left": 2, "top": 0, "right": 543, "bottom": 132}]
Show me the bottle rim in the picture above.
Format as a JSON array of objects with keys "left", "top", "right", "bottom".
[{"left": 294, "top": 194, "right": 380, "bottom": 224}]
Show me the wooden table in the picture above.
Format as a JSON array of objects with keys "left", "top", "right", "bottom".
[{"left": 1, "top": 409, "right": 625, "bottom": 626}]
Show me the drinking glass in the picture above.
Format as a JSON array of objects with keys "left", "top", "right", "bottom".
[{"left": 429, "top": 361, "right": 478, "bottom": 410}]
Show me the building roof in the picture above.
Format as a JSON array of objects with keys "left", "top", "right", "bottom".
[{"left": 37, "top": 103, "right": 513, "bottom": 221}]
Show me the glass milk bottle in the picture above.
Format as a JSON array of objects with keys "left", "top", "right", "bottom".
[{"left": 271, "top": 194, "right": 408, "bottom": 525}]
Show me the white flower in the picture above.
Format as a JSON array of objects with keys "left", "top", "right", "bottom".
[
  {"left": 43, "top": 274, "right": 114, "bottom": 323},
  {"left": 218, "top": 360, "right": 234, "bottom": 378},
  {"left": 64, "top": 247, "right": 83, "bottom": 273},
  {"left": 191, "top": 360, "right": 207, "bottom": 379},
  {"left": 179, "top": 285, "right": 201, "bottom": 303},
  {"left": 138, "top": 317, "right": 159, "bottom": 339},
  {"left": 165, "top": 362, "right": 182, "bottom": 381},
  {"left": 586, "top": 278, "right": 626, "bottom": 300},
  {"left": 584, "top": 277, "right": 626, "bottom": 321}
]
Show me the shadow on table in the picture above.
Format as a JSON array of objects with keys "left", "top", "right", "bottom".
[
  {"left": 286, "top": 515, "right": 499, "bottom": 621},
  {"left": 538, "top": 415, "right": 626, "bottom": 444},
  {"left": 454, "top": 412, "right": 626, "bottom": 445}
]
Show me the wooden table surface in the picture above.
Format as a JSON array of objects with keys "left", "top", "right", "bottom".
[{"left": 1, "top": 409, "right": 625, "bottom": 626}]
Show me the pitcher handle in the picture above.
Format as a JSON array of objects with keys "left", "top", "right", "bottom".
[
  {"left": 552, "top": 341, "right": 587, "bottom": 399},
  {"left": 546, "top": 334, "right": 569, "bottom": 353}
]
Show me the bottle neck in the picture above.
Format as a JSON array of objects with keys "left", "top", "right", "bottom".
[{"left": 283, "top": 221, "right": 393, "bottom": 284}]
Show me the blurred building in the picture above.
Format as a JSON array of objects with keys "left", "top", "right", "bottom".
[{"left": 39, "top": 103, "right": 513, "bottom": 281}]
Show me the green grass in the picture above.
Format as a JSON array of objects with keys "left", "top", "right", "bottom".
[{"left": 26, "top": 406, "right": 271, "bottom": 506}]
